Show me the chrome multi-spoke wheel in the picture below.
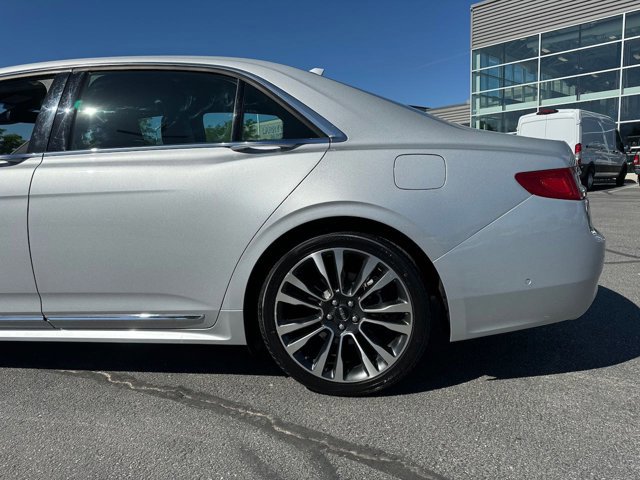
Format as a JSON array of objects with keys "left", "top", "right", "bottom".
[{"left": 259, "top": 233, "right": 430, "bottom": 395}]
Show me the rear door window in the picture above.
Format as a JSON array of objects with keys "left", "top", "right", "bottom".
[
  {"left": 602, "top": 121, "right": 617, "bottom": 151},
  {"left": 240, "top": 83, "right": 320, "bottom": 141},
  {"left": 70, "top": 71, "right": 238, "bottom": 150},
  {"left": 0, "top": 76, "right": 55, "bottom": 154},
  {"left": 582, "top": 117, "right": 605, "bottom": 149}
]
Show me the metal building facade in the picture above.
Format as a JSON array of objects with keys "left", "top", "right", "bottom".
[
  {"left": 472, "top": 0, "right": 640, "bottom": 49},
  {"left": 427, "top": 103, "right": 471, "bottom": 126},
  {"left": 470, "top": 0, "right": 640, "bottom": 143}
]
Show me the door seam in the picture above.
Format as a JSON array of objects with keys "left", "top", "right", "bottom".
[{"left": 26, "top": 154, "right": 48, "bottom": 323}]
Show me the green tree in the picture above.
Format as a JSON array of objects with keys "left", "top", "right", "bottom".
[
  {"left": 205, "top": 120, "right": 233, "bottom": 143},
  {"left": 204, "top": 119, "right": 259, "bottom": 143},
  {"left": 243, "top": 119, "right": 258, "bottom": 141},
  {"left": 0, "top": 128, "right": 26, "bottom": 154}
]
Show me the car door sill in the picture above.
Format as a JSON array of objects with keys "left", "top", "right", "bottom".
[
  {"left": 0, "top": 315, "right": 52, "bottom": 329},
  {"left": 46, "top": 314, "right": 206, "bottom": 329}
]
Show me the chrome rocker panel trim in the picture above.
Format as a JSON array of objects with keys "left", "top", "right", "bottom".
[
  {"left": 46, "top": 313, "right": 206, "bottom": 329},
  {"left": 0, "top": 311, "right": 246, "bottom": 344}
]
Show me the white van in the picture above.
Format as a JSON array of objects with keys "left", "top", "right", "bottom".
[{"left": 517, "top": 109, "right": 628, "bottom": 190}]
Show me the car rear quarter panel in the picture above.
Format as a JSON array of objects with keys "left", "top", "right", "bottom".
[{"left": 221, "top": 141, "right": 577, "bottom": 335}]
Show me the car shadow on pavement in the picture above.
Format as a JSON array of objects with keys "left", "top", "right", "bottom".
[
  {"left": 388, "top": 286, "right": 640, "bottom": 396},
  {"left": 590, "top": 178, "right": 637, "bottom": 191},
  {"left": 0, "top": 340, "right": 283, "bottom": 376},
  {"left": 0, "top": 287, "right": 637, "bottom": 393}
]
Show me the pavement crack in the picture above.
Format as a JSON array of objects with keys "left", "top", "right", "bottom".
[
  {"left": 606, "top": 248, "right": 640, "bottom": 260},
  {"left": 56, "top": 369, "right": 448, "bottom": 480}
]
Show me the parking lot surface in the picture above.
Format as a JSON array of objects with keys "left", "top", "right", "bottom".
[{"left": 0, "top": 180, "right": 638, "bottom": 480}]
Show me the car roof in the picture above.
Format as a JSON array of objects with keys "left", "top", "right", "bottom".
[{"left": 0, "top": 56, "right": 297, "bottom": 77}]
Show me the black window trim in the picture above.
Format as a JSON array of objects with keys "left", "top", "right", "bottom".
[{"left": 39, "top": 63, "right": 346, "bottom": 155}]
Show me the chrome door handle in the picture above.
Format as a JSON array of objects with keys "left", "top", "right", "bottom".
[{"left": 229, "top": 142, "right": 300, "bottom": 154}]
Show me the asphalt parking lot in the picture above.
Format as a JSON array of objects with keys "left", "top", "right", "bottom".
[{"left": 0, "top": 179, "right": 638, "bottom": 480}]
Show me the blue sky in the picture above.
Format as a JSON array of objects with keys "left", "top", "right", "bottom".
[{"left": 3, "top": 0, "right": 475, "bottom": 108}]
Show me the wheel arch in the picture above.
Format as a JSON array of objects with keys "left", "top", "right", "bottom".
[{"left": 239, "top": 216, "right": 450, "bottom": 353}]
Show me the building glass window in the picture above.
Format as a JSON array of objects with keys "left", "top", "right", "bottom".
[
  {"left": 503, "top": 85, "right": 538, "bottom": 110},
  {"left": 503, "top": 60, "right": 538, "bottom": 87},
  {"left": 472, "top": 35, "right": 538, "bottom": 70},
  {"left": 472, "top": 60, "right": 537, "bottom": 93},
  {"left": 472, "top": 109, "right": 536, "bottom": 133},
  {"left": 578, "top": 70, "right": 620, "bottom": 99},
  {"left": 472, "top": 67, "right": 502, "bottom": 93},
  {"left": 472, "top": 90, "right": 502, "bottom": 114},
  {"left": 579, "top": 43, "right": 622, "bottom": 73},
  {"left": 620, "top": 94, "right": 640, "bottom": 121},
  {"left": 625, "top": 10, "right": 640, "bottom": 38},
  {"left": 468, "top": 11, "right": 640, "bottom": 134},
  {"left": 540, "top": 50, "right": 580, "bottom": 79},
  {"left": 541, "top": 25, "right": 580, "bottom": 54},
  {"left": 580, "top": 16, "right": 623, "bottom": 48},
  {"left": 541, "top": 15, "right": 622, "bottom": 54},
  {"left": 620, "top": 121, "right": 640, "bottom": 148},
  {"left": 541, "top": 43, "right": 620, "bottom": 80},
  {"left": 623, "top": 66, "right": 640, "bottom": 94},
  {"left": 544, "top": 97, "right": 619, "bottom": 120},
  {"left": 540, "top": 77, "right": 578, "bottom": 103},
  {"left": 624, "top": 37, "right": 640, "bottom": 66}
]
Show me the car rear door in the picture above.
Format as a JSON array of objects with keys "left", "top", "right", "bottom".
[
  {"left": 0, "top": 72, "right": 67, "bottom": 329},
  {"left": 28, "top": 68, "right": 330, "bottom": 329}
]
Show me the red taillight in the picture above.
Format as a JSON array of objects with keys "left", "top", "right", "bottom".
[
  {"left": 574, "top": 143, "right": 582, "bottom": 166},
  {"left": 634, "top": 153, "right": 639, "bottom": 166},
  {"left": 515, "top": 168, "right": 584, "bottom": 201}
]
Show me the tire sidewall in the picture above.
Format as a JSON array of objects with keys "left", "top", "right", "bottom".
[
  {"left": 257, "top": 232, "right": 430, "bottom": 396},
  {"left": 587, "top": 167, "right": 594, "bottom": 190}
]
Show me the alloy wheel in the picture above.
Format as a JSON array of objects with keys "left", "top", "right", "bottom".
[{"left": 273, "top": 248, "right": 414, "bottom": 383}]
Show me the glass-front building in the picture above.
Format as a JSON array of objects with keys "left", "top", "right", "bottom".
[{"left": 471, "top": 9, "right": 640, "bottom": 143}]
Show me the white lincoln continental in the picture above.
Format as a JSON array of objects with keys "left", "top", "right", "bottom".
[{"left": 0, "top": 57, "right": 604, "bottom": 395}]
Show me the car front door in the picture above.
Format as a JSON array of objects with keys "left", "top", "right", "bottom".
[
  {"left": 28, "top": 68, "right": 330, "bottom": 329},
  {"left": 0, "top": 73, "right": 67, "bottom": 328}
]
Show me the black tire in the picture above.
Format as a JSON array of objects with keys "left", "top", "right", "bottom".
[
  {"left": 257, "top": 232, "right": 431, "bottom": 396},
  {"left": 582, "top": 166, "right": 595, "bottom": 191},
  {"left": 616, "top": 163, "right": 628, "bottom": 187}
]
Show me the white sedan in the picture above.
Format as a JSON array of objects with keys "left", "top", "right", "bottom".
[{"left": 0, "top": 57, "right": 604, "bottom": 395}]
